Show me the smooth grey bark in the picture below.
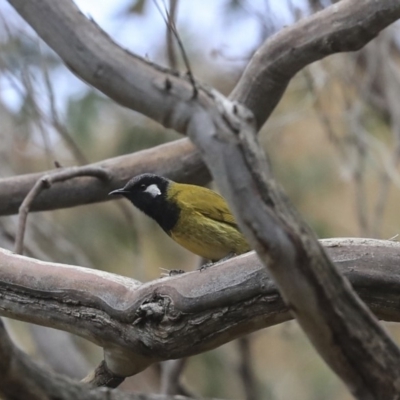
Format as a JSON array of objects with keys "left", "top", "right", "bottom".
[
  {"left": 0, "top": 139, "right": 208, "bottom": 215},
  {"left": 1, "top": 239, "right": 400, "bottom": 377}
]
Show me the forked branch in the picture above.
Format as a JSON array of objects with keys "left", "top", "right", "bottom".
[
  {"left": 6, "top": 0, "right": 400, "bottom": 398},
  {"left": 1, "top": 239, "right": 400, "bottom": 385}
]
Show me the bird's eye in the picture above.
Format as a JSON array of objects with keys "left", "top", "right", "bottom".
[{"left": 140, "top": 184, "right": 146, "bottom": 190}]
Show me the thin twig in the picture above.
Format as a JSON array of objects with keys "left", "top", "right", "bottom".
[
  {"left": 340, "top": 84, "right": 370, "bottom": 236},
  {"left": 166, "top": 0, "right": 178, "bottom": 70},
  {"left": 371, "top": 35, "right": 400, "bottom": 237},
  {"left": 0, "top": 26, "right": 87, "bottom": 167},
  {"left": 53, "top": 120, "right": 89, "bottom": 165},
  {"left": 82, "top": 360, "right": 125, "bottom": 388},
  {"left": 351, "top": 112, "right": 370, "bottom": 236},
  {"left": 19, "top": 66, "right": 54, "bottom": 167},
  {"left": 42, "top": 49, "right": 135, "bottom": 244},
  {"left": 160, "top": 359, "right": 189, "bottom": 395},
  {"left": 14, "top": 166, "right": 111, "bottom": 254},
  {"left": 237, "top": 337, "right": 258, "bottom": 400},
  {"left": 302, "top": 68, "right": 347, "bottom": 162},
  {"left": 154, "top": 0, "right": 197, "bottom": 97},
  {"left": 40, "top": 46, "right": 89, "bottom": 165}
]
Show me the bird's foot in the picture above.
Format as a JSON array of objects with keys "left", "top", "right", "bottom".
[
  {"left": 219, "top": 252, "right": 236, "bottom": 263},
  {"left": 198, "top": 253, "right": 237, "bottom": 272},
  {"left": 198, "top": 261, "right": 213, "bottom": 272},
  {"left": 160, "top": 268, "right": 185, "bottom": 277}
]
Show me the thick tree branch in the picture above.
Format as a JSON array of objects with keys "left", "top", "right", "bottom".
[
  {"left": 0, "top": 138, "right": 209, "bottom": 216},
  {"left": 187, "top": 80, "right": 400, "bottom": 396},
  {"left": 0, "top": 320, "right": 204, "bottom": 400},
  {"left": 6, "top": 0, "right": 400, "bottom": 397},
  {"left": 7, "top": 0, "right": 399, "bottom": 136},
  {"left": 0, "top": 239, "right": 400, "bottom": 379},
  {"left": 230, "top": 1, "right": 400, "bottom": 128},
  {"left": 187, "top": 35, "right": 400, "bottom": 400},
  {"left": 6, "top": 0, "right": 194, "bottom": 133},
  {"left": 4, "top": 0, "right": 399, "bottom": 220},
  {"left": 4, "top": 0, "right": 396, "bottom": 218}
]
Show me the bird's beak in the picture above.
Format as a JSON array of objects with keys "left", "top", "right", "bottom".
[{"left": 108, "top": 188, "right": 128, "bottom": 196}]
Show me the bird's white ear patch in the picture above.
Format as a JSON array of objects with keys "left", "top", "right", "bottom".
[{"left": 144, "top": 184, "right": 161, "bottom": 197}]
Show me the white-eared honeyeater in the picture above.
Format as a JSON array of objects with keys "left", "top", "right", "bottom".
[{"left": 109, "top": 173, "right": 250, "bottom": 261}]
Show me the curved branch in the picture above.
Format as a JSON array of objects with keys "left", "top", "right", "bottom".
[
  {"left": 0, "top": 320, "right": 202, "bottom": 400},
  {"left": 0, "top": 239, "right": 400, "bottom": 377},
  {"left": 186, "top": 10, "right": 400, "bottom": 396},
  {"left": 189, "top": 72, "right": 400, "bottom": 398},
  {"left": 0, "top": 138, "right": 209, "bottom": 216},
  {"left": 230, "top": 0, "right": 400, "bottom": 128},
  {"left": 5, "top": 0, "right": 396, "bottom": 218},
  {"left": 6, "top": 0, "right": 400, "bottom": 397},
  {"left": 14, "top": 166, "right": 110, "bottom": 254},
  {"left": 7, "top": 0, "right": 399, "bottom": 135}
]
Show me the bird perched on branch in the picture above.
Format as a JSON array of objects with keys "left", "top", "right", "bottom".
[{"left": 109, "top": 173, "right": 250, "bottom": 262}]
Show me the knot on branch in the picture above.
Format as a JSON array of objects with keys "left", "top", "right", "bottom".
[
  {"left": 210, "top": 89, "right": 256, "bottom": 135},
  {"left": 134, "top": 293, "right": 181, "bottom": 326}
]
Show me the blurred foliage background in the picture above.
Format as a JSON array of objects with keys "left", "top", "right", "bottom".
[{"left": 1, "top": 0, "right": 400, "bottom": 399}]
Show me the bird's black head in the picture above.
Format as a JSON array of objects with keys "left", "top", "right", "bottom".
[{"left": 109, "top": 173, "right": 179, "bottom": 232}]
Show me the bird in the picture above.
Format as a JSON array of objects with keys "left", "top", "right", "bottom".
[{"left": 109, "top": 173, "right": 250, "bottom": 262}]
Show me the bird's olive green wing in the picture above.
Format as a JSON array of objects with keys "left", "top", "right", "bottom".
[{"left": 174, "top": 184, "right": 239, "bottom": 228}]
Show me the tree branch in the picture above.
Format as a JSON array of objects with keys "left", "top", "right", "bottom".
[
  {"left": 188, "top": 76, "right": 400, "bottom": 397},
  {"left": 0, "top": 319, "right": 206, "bottom": 400},
  {"left": 7, "top": 0, "right": 398, "bottom": 135},
  {"left": 160, "top": 359, "right": 189, "bottom": 396},
  {"left": 6, "top": 0, "right": 400, "bottom": 397},
  {"left": 165, "top": 0, "right": 179, "bottom": 71},
  {"left": 230, "top": 0, "right": 400, "bottom": 128},
  {"left": 5, "top": 0, "right": 395, "bottom": 219},
  {"left": 237, "top": 337, "right": 258, "bottom": 400},
  {"left": 0, "top": 239, "right": 400, "bottom": 379},
  {"left": 14, "top": 166, "right": 110, "bottom": 254},
  {"left": 187, "top": 32, "right": 400, "bottom": 400},
  {"left": 0, "top": 138, "right": 209, "bottom": 216}
]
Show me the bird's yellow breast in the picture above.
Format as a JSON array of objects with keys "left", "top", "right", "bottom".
[{"left": 167, "top": 183, "right": 250, "bottom": 260}]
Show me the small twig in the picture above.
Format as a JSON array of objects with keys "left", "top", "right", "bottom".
[
  {"left": 237, "top": 0, "right": 276, "bottom": 40},
  {"left": 19, "top": 66, "right": 54, "bottom": 167},
  {"left": 81, "top": 360, "right": 125, "bottom": 388},
  {"left": 341, "top": 87, "right": 371, "bottom": 236},
  {"left": 373, "top": 172, "right": 391, "bottom": 236},
  {"left": 166, "top": 0, "right": 178, "bottom": 70},
  {"left": 154, "top": 0, "right": 197, "bottom": 98},
  {"left": 237, "top": 337, "right": 258, "bottom": 400},
  {"left": 15, "top": 178, "right": 50, "bottom": 255},
  {"left": 41, "top": 47, "right": 88, "bottom": 165},
  {"left": 303, "top": 68, "right": 345, "bottom": 158},
  {"left": 371, "top": 36, "right": 400, "bottom": 237},
  {"left": 53, "top": 120, "right": 89, "bottom": 166},
  {"left": 1, "top": 33, "right": 87, "bottom": 167},
  {"left": 160, "top": 359, "right": 187, "bottom": 395},
  {"left": 14, "top": 166, "right": 111, "bottom": 254}
]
